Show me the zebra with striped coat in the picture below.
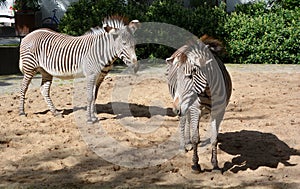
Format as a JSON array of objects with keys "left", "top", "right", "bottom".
[
  {"left": 166, "top": 36, "right": 232, "bottom": 172},
  {"left": 19, "top": 17, "right": 140, "bottom": 123}
]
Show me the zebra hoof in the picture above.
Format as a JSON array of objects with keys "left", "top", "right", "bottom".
[
  {"left": 212, "top": 166, "right": 222, "bottom": 174},
  {"left": 191, "top": 164, "right": 201, "bottom": 174},
  {"left": 53, "top": 110, "right": 63, "bottom": 118},
  {"left": 19, "top": 112, "right": 26, "bottom": 116},
  {"left": 179, "top": 148, "right": 187, "bottom": 154},
  {"left": 185, "top": 143, "right": 193, "bottom": 151},
  {"left": 87, "top": 117, "right": 98, "bottom": 124}
]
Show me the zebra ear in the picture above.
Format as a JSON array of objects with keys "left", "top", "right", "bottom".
[
  {"left": 166, "top": 57, "right": 174, "bottom": 65},
  {"left": 128, "top": 20, "right": 140, "bottom": 34}
]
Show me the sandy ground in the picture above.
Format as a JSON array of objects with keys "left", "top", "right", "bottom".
[{"left": 0, "top": 64, "right": 300, "bottom": 188}]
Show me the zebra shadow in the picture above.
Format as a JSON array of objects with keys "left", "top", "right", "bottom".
[
  {"left": 35, "top": 108, "right": 75, "bottom": 116},
  {"left": 95, "top": 102, "right": 176, "bottom": 118},
  {"left": 35, "top": 102, "right": 176, "bottom": 118},
  {"left": 218, "top": 130, "right": 300, "bottom": 173}
]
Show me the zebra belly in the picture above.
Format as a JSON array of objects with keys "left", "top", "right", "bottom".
[
  {"left": 39, "top": 67, "right": 85, "bottom": 80},
  {"left": 54, "top": 71, "right": 85, "bottom": 79}
]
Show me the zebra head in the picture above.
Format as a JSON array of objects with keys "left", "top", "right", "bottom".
[
  {"left": 110, "top": 20, "right": 140, "bottom": 73},
  {"left": 166, "top": 54, "right": 198, "bottom": 116}
]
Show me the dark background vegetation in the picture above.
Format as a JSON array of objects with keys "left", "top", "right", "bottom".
[{"left": 58, "top": 0, "right": 299, "bottom": 64}]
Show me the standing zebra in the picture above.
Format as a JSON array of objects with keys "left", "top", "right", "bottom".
[
  {"left": 166, "top": 36, "right": 232, "bottom": 172},
  {"left": 19, "top": 17, "right": 140, "bottom": 123}
]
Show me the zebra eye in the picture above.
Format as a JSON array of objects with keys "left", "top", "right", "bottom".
[
  {"left": 185, "top": 74, "right": 193, "bottom": 79},
  {"left": 122, "top": 41, "right": 127, "bottom": 45},
  {"left": 192, "top": 67, "right": 197, "bottom": 73}
]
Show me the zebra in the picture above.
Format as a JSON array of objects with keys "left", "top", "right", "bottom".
[
  {"left": 166, "top": 36, "right": 232, "bottom": 173},
  {"left": 19, "top": 16, "right": 140, "bottom": 123}
]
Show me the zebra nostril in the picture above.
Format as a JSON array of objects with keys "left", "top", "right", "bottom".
[
  {"left": 132, "top": 58, "right": 137, "bottom": 65},
  {"left": 177, "top": 109, "right": 181, "bottom": 116}
]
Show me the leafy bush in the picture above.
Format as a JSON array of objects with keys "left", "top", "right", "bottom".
[
  {"left": 59, "top": 0, "right": 146, "bottom": 36},
  {"left": 59, "top": 0, "right": 226, "bottom": 61},
  {"left": 223, "top": 1, "right": 300, "bottom": 64},
  {"left": 59, "top": 0, "right": 299, "bottom": 64}
]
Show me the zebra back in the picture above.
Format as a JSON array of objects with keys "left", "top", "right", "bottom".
[{"left": 84, "top": 26, "right": 106, "bottom": 35}]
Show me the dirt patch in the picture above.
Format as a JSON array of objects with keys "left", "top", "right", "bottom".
[{"left": 0, "top": 64, "right": 300, "bottom": 188}]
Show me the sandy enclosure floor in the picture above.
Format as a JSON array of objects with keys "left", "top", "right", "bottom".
[{"left": 0, "top": 64, "right": 300, "bottom": 188}]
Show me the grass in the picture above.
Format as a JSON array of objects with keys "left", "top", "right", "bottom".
[{"left": 0, "top": 43, "right": 19, "bottom": 47}]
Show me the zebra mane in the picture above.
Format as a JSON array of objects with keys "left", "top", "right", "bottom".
[
  {"left": 84, "top": 15, "right": 129, "bottom": 35},
  {"left": 170, "top": 45, "right": 189, "bottom": 64},
  {"left": 102, "top": 15, "right": 129, "bottom": 30},
  {"left": 186, "top": 39, "right": 215, "bottom": 67},
  {"left": 170, "top": 35, "right": 224, "bottom": 65},
  {"left": 170, "top": 35, "right": 223, "bottom": 68}
]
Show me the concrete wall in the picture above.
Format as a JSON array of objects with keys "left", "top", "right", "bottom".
[{"left": 0, "top": 46, "right": 20, "bottom": 75}]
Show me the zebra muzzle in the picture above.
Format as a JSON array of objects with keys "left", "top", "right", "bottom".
[
  {"left": 172, "top": 106, "right": 182, "bottom": 116},
  {"left": 130, "top": 58, "right": 139, "bottom": 73}
]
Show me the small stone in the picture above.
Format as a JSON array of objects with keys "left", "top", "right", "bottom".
[
  {"left": 113, "top": 165, "right": 121, "bottom": 171},
  {"left": 265, "top": 122, "right": 272, "bottom": 126},
  {"left": 62, "top": 156, "right": 79, "bottom": 167}
]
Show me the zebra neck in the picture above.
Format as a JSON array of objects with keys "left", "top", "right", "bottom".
[{"left": 92, "top": 34, "right": 118, "bottom": 69}]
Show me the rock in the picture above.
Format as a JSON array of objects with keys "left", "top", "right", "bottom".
[{"left": 62, "top": 156, "right": 79, "bottom": 167}]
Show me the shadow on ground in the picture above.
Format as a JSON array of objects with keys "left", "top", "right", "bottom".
[
  {"left": 219, "top": 130, "right": 300, "bottom": 173},
  {"left": 1, "top": 132, "right": 300, "bottom": 188},
  {"left": 35, "top": 101, "right": 176, "bottom": 118}
]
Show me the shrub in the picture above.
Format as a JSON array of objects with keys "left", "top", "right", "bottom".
[
  {"left": 58, "top": 0, "right": 226, "bottom": 61},
  {"left": 58, "top": 0, "right": 299, "bottom": 64},
  {"left": 59, "top": 0, "right": 145, "bottom": 36},
  {"left": 140, "top": 0, "right": 227, "bottom": 60},
  {"left": 223, "top": 1, "right": 300, "bottom": 64}
]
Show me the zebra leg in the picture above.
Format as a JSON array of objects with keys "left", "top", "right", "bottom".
[
  {"left": 86, "top": 75, "right": 98, "bottom": 124},
  {"left": 19, "top": 74, "right": 34, "bottom": 116},
  {"left": 191, "top": 141, "right": 201, "bottom": 173},
  {"left": 179, "top": 115, "right": 187, "bottom": 153},
  {"left": 91, "top": 73, "right": 106, "bottom": 121},
  {"left": 40, "top": 73, "right": 61, "bottom": 116},
  {"left": 210, "top": 111, "right": 225, "bottom": 172},
  {"left": 211, "top": 136, "right": 220, "bottom": 171},
  {"left": 190, "top": 105, "right": 201, "bottom": 173},
  {"left": 184, "top": 111, "right": 193, "bottom": 151}
]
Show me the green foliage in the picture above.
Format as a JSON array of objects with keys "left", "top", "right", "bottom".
[
  {"left": 59, "top": 0, "right": 299, "bottom": 64},
  {"left": 59, "top": 0, "right": 128, "bottom": 35},
  {"left": 234, "top": 1, "right": 268, "bottom": 16},
  {"left": 223, "top": 1, "right": 300, "bottom": 64},
  {"left": 274, "top": 0, "right": 300, "bottom": 10},
  {"left": 59, "top": 0, "right": 226, "bottom": 61}
]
